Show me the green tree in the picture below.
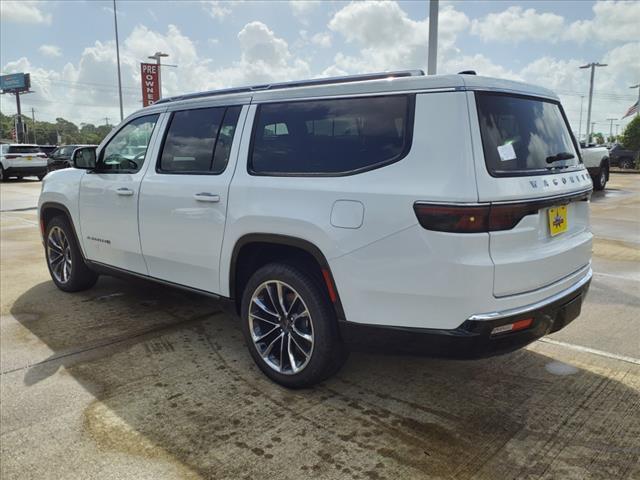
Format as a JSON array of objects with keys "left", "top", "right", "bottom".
[
  {"left": 594, "top": 132, "right": 605, "bottom": 145},
  {"left": 621, "top": 116, "right": 640, "bottom": 168},
  {"left": 621, "top": 116, "right": 640, "bottom": 151}
]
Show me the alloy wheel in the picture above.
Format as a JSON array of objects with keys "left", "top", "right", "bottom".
[
  {"left": 47, "top": 226, "right": 72, "bottom": 284},
  {"left": 248, "top": 280, "right": 314, "bottom": 375}
]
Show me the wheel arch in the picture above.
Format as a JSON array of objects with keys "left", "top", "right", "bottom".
[
  {"left": 229, "top": 234, "right": 345, "bottom": 319},
  {"left": 40, "top": 202, "right": 86, "bottom": 259}
]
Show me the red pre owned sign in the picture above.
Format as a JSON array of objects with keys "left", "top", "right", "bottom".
[{"left": 140, "top": 63, "right": 159, "bottom": 107}]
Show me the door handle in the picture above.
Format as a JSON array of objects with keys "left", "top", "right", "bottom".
[
  {"left": 194, "top": 192, "right": 220, "bottom": 203},
  {"left": 116, "top": 187, "right": 134, "bottom": 196}
]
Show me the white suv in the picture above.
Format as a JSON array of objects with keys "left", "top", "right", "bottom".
[
  {"left": 1, "top": 143, "right": 48, "bottom": 181},
  {"left": 38, "top": 71, "right": 593, "bottom": 388}
]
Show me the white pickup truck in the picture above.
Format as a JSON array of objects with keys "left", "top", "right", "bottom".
[{"left": 580, "top": 143, "right": 610, "bottom": 190}]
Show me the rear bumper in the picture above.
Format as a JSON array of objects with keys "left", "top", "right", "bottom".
[
  {"left": 339, "top": 268, "right": 591, "bottom": 358},
  {"left": 4, "top": 165, "right": 48, "bottom": 176}
]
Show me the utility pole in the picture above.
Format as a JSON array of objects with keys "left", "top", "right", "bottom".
[
  {"left": 615, "top": 124, "right": 620, "bottom": 137},
  {"left": 113, "top": 0, "right": 124, "bottom": 122},
  {"left": 104, "top": 117, "right": 110, "bottom": 127},
  {"left": 591, "top": 122, "right": 596, "bottom": 143},
  {"left": 31, "top": 107, "right": 37, "bottom": 144},
  {"left": 578, "top": 95, "right": 584, "bottom": 141},
  {"left": 427, "top": 0, "right": 439, "bottom": 75},
  {"left": 15, "top": 91, "right": 23, "bottom": 143},
  {"left": 631, "top": 83, "right": 640, "bottom": 117},
  {"left": 579, "top": 62, "right": 607, "bottom": 144},
  {"left": 606, "top": 118, "right": 616, "bottom": 143}
]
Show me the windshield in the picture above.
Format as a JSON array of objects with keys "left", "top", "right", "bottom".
[{"left": 475, "top": 92, "right": 580, "bottom": 177}]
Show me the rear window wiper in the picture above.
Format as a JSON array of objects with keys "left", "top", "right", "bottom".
[{"left": 546, "top": 152, "right": 575, "bottom": 164}]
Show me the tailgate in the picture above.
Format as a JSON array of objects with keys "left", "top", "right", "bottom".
[
  {"left": 468, "top": 90, "right": 593, "bottom": 297},
  {"left": 488, "top": 186, "right": 592, "bottom": 296}
]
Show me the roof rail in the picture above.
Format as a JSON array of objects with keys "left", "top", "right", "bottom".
[{"left": 154, "top": 70, "right": 425, "bottom": 105}]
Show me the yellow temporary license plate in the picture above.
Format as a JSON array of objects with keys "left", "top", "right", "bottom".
[
  {"left": 548, "top": 205, "right": 568, "bottom": 236},
  {"left": 26, "top": 156, "right": 32, "bottom": 160}
]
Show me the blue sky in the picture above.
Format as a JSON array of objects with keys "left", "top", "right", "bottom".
[{"left": 1, "top": 1, "right": 638, "bottom": 137}]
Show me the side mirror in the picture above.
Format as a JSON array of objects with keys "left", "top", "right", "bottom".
[{"left": 72, "top": 147, "right": 97, "bottom": 169}]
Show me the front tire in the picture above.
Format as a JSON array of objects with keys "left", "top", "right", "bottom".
[
  {"left": 45, "top": 216, "right": 98, "bottom": 292},
  {"left": 593, "top": 164, "right": 608, "bottom": 191},
  {"left": 240, "top": 263, "right": 347, "bottom": 388}
]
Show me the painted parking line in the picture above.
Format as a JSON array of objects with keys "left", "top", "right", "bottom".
[{"left": 539, "top": 337, "right": 640, "bottom": 365}]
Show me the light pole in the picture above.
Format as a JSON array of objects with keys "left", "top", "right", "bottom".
[
  {"left": 578, "top": 95, "right": 584, "bottom": 141},
  {"left": 427, "top": 0, "right": 439, "bottom": 75},
  {"left": 579, "top": 62, "right": 607, "bottom": 144},
  {"left": 148, "top": 52, "right": 169, "bottom": 99},
  {"left": 113, "top": 0, "right": 124, "bottom": 122},
  {"left": 606, "top": 118, "right": 616, "bottom": 144}
]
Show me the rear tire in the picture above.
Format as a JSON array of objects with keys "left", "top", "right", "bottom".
[
  {"left": 240, "top": 262, "right": 348, "bottom": 388},
  {"left": 45, "top": 216, "right": 98, "bottom": 292},
  {"left": 0, "top": 167, "right": 5, "bottom": 182},
  {"left": 620, "top": 157, "right": 633, "bottom": 169}
]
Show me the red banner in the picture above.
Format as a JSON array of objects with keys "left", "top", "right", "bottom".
[{"left": 140, "top": 63, "right": 160, "bottom": 107}]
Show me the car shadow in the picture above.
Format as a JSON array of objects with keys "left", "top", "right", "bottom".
[{"left": 7, "top": 276, "right": 640, "bottom": 479}]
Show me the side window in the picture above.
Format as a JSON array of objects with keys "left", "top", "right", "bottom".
[
  {"left": 159, "top": 105, "right": 241, "bottom": 174},
  {"left": 250, "top": 95, "right": 413, "bottom": 175},
  {"left": 212, "top": 106, "right": 241, "bottom": 174},
  {"left": 99, "top": 114, "right": 159, "bottom": 173}
]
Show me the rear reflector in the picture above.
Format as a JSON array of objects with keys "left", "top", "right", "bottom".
[{"left": 491, "top": 318, "right": 533, "bottom": 335}]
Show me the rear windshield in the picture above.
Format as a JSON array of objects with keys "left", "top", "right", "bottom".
[
  {"left": 8, "top": 146, "right": 42, "bottom": 154},
  {"left": 475, "top": 92, "right": 579, "bottom": 177}
]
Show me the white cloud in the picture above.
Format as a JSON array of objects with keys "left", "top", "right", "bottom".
[
  {"left": 290, "top": 1, "right": 321, "bottom": 21},
  {"left": 0, "top": 1, "right": 52, "bottom": 24},
  {"left": 565, "top": 0, "right": 640, "bottom": 44},
  {"left": 311, "top": 32, "right": 332, "bottom": 48},
  {"left": 38, "top": 44, "right": 62, "bottom": 58},
  {"left": 327, "top": 1, "right": 469, "bottom": 73},
  {"left": 1, "top": 22, "right": 310, "bottom": 123},
  {"left": 470, "top": 1, "right": 640, "bottom": 45},
  {"left": 201, "top": 1, "right": 232, "bottom": 20},
  {"left": 471, "top": 6, "right": 565, "bottom": 43}
]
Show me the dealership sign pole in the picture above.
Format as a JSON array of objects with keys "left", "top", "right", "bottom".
[
  {"left": 0, "top": 73, "right": 32, "bottom": 143},
  {"left": 140, "top": 63, "right": 160, "bottom": 107}
]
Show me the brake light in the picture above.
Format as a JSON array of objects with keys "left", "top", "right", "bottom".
[
  {"left": 37, "top": 153, "right": 47, "bottom": 158},
  {"left": 5, "top": 154, "right": 18, "bottom": 159},
  {"left": 414, "top": 202, "right": 540, "bottom": 233}
]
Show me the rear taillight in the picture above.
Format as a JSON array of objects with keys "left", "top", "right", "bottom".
[
  {"left": 37, "top": 153, "right": 47, "bottom": 158},
  {"left": 413, "top": 204, "right": 490, "bottom": 233},
  {"left": 414, "top": 202, "right": 542, "bottom": 233},
  {"left": 414, "top": 190, "right": 591, "bottom": 234},
  {"left": 5, "top": 154, "right": 19, "bottom": 159}
]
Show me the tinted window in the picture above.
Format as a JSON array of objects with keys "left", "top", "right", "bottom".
[
  {"left": 100, "top": 115, "right": 159, "bottom": 172},
  {"left": 212, "top": 106, "right": 241, "bottom": 174},
  {"left": 8, "top": 145, "right": 41, "bottom": 154},
  {"left": 159, "top": 106, "right": 241, "bottom": 174},
  {"left": 476, "top": 92, "right": 579, "bottom": 177},
  {"left": 251, "top": 95, "right": 413, "bottom": 175}
]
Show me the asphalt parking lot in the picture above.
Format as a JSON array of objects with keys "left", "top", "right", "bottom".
[{"left": 1, "top": 174, "right": 639, "bottom": 480}]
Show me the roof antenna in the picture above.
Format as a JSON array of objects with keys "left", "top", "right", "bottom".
[{"left": 458, "top": 70, "right": 477, "bottom": 75}]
